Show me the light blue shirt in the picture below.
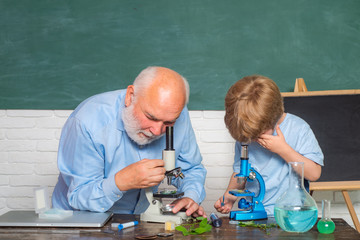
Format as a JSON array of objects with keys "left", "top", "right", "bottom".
[
  {"left": 233, "top": 113, "right": 324, "bottom": 216},
  {"left": 52, "top": 90, "right": 206, "bottom": 213}
]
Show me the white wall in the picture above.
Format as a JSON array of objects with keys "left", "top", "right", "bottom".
[{"left": 0, "top": 109, "right": 359, "bottom": 229}]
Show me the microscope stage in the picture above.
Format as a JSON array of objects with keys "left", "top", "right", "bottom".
[{"left": 153, "top": 191, "right": 184, "bottom": 198}]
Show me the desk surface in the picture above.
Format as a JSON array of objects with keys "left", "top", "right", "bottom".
[{"left": 0, "top": 215, "right": 359, "bottom": 240}]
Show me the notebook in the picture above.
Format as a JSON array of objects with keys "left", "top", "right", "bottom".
[{"left": 0, "top": 210, "right": 113, "bottom": 227}]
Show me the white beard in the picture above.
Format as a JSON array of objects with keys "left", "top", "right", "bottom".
[{"left": 122, "top": 104, "right": 163, "bottom": 145}]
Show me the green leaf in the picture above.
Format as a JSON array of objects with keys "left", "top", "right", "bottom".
[
  {"left": 176, "top": 217, "right": 213, "bottom": 236},
  {"left": 199, "top": 218, "right": 208, "bottom": 228},
  {"left": 203, "top": 224, "right": 212, "bottom": 232},
  {"left": 194, "top": 227, "right": 207, "bottom": 234},
  {"left": 175, "top": 225, "right": 189, "bottom": 236}
]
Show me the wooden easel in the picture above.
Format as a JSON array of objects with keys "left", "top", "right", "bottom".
[
  {"left": 294, "top": 78, "right": 308, "bottom": 93},
  {"left": 282, "top": 78, "right": 360, "bottom": 233}
]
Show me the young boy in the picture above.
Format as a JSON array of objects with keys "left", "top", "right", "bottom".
[{"left": 214, "top": 75, "right": 324, "bottom": 216}]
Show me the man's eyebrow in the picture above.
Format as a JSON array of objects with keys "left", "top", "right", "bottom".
[
  {"left": 145, "top": 112, "right": 159, "bottom": 121},
  {"left": 145, "top": 112, "right": 177, "bottom": 124},
  {"left": 164, "top": 119, "right": 177, "bottom": 125}
]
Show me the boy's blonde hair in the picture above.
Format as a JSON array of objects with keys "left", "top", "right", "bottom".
[{"left": 224, "top": 75, "right": 284, "bottom": 143}]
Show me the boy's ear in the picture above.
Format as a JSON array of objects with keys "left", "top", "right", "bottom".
[{"left": 125, "top": 85, "right": 135, "bottom": 107}]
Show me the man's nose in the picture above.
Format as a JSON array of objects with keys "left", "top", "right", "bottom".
[{"left": 150, "top": 122, "right": 165, "bottom": 136}]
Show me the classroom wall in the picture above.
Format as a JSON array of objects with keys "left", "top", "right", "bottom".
[
  {"left": 0, "top": 109, "right": 359, "bottom": 229},
  {"left": 2, "top": 0, "right": 360, "bottom": 110}
]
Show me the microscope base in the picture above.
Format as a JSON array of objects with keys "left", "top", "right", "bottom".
[
  {"left": 230, "top": 210, "right": 267, "bottom": 221},
  {"left": 140, "top": 211, "right": 187, "bottom": 225}
]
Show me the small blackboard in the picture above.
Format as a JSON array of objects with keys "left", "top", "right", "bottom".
[{"left": 283, "top": 94, "right": 360, "bottom": 182}]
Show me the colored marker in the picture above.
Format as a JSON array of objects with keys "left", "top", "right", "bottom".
[{"left": 111, "top": 221, "right": 138, "bottom": 231}]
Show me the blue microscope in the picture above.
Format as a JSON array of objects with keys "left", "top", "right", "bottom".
[{"left": 229, "top": 144, "right": 267, "bottom": 220}]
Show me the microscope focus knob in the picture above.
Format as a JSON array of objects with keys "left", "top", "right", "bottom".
[{"left": 249, "top": 171, "right": 256, "bottom": 180}]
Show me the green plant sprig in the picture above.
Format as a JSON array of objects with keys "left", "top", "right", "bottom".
[
  {"left": 175, "top": 217, "right": 212, "bottom": 236},
  {"left": 238, "top": 220, "right": 278, "bottom": 235}
]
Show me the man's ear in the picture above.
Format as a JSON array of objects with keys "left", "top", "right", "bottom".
[{"left": 125, "top": 85, "right": 134, "bottom": 107}]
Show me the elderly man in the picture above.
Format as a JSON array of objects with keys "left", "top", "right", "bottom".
[{"left": 52, "top": 66, "right": 207, "bottom": 217}]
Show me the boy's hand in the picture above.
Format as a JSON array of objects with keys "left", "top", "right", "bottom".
[
  {"left": 214, "top": 193, "right": 237, "bottom": 214},
  {"left": 257, "top": 125, "right": 288, "bottom": 154}
]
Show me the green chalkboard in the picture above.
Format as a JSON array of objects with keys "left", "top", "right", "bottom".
[{"left": 1, "top": 0, "right": 360, "bottom": 110}]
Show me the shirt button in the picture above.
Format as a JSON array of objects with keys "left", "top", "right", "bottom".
[{"left": 117, "top": 195, "right": 120, "bottom": 198}]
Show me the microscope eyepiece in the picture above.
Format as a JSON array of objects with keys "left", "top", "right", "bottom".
[
  {"left": 240, "top": 144, "right": 248, "bottom": 159},
  {"left": 165, "top": 126, "right": 174, "bottom": 150}
]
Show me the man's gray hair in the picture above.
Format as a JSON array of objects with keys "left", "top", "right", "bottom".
[{"left": 133, "top": 66, "right": 190, "bottom": 104}]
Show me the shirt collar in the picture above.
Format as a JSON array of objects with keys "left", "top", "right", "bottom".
[{"left": 116, "top": 90, "right": 127, "bottom": 131}]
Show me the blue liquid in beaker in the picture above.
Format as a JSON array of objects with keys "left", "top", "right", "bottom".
[{"left": 275, "top": 206, "right": 318, "bottom": 233}]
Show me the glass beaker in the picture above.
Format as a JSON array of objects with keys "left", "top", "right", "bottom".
[
  {"left": 317, "top": 199, "right": 335, "bottom": 234},
  {"left": 274, "top": 162, "right": 318, "bottom": 233}
]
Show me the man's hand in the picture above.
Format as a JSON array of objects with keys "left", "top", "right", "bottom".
[
  {"left": 257, "top": 125, "right": 288, "bottom": 154},
  {"left": 115, "top": 159, "right": 165, "bottom": 191},
  {"left": 171, "top": 197, "right": 206, "bottom": 218}
]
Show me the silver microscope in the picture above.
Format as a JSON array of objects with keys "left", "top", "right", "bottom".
[{"left": 140, "top": 126, "right": 187, "bottom": 224}]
